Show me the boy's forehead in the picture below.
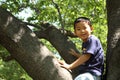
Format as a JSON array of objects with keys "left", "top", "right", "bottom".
[{"left": 75, "top": 21, "right": 89, "bottom": 27}]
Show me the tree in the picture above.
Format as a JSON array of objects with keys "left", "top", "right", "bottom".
[
  {"left": 0, "top": 0, "right": 107, "bottom": 80},
  {"left": 0, "top": 7, "right": 74, "bottom": 80},
  {"left": 106, "top": 0, "right": 120, "bottom": 80}
]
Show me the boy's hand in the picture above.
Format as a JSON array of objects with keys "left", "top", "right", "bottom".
[
  {"left": 58, "top": 60, "right": 72, "bottom": 72},
  {"left": 58, "top": 60, "right": 69, "bottom": 69}
]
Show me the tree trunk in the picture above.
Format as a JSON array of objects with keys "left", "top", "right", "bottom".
[
  {"left": 0, "top": 7, "right": 73, "bottom": 80},
  {"left": 106, "top": 0, "right": 120, "bottom": 80}
]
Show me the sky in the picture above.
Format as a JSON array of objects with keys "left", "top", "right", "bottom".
[
  {"left": 17, "top": 7, "right": 33, "bottom": 21},
  {"left": 17, "top": 7, "right": 34, "bottom": 29}
]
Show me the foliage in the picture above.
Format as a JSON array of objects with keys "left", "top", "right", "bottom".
[{"left": 0, "top": 0, "right": 107, "bottom": 79}]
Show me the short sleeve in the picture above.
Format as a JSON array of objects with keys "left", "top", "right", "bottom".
[{"left": 82, "top": 36, "right": 98, "bottom": 56}]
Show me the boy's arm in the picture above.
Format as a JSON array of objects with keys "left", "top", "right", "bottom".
[
  {"left": 69, "top": 53, "right": 91, "bottom": 69},
  {"left": 69, "top": 49, "right": 81, "bottom": 58},
  {"left": 59, "top": 53, "right": 91, "bottom": 70}
]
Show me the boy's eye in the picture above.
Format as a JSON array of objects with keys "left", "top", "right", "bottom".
[{"left": 76, "top": 28, "right": 80, "bottom": 30}]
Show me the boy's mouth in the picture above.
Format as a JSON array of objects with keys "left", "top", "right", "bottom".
[{"left": 81, "top": 33, "right": 86, "bottom": 36}]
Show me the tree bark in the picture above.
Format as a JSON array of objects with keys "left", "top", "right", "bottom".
[
  {"left": 0, "top": 7, "right": 73, "bottom": 80},
  {"left": 106, "top": 0, "right": 120, "bottom": 80},
  {"left": 34, "top": 23, "right": 80, "bottom": 78}
]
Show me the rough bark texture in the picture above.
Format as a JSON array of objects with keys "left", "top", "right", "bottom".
[
  {"left": 106, "top": 0, "right": 120, "bottom": 80},
  {"left": 0, "top": 7, "right": 73, "bottom": 80},
  {"left": 34, "top": 23, "right": 80, "bottom": 78}
]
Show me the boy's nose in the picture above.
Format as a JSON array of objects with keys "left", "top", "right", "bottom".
[{"left": 81, "top": 29, "right": 85, "bottom": 32}]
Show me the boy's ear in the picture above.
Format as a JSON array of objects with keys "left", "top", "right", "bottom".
[{"left": 91, "top": 26, "right": 94, "bottom": 31}]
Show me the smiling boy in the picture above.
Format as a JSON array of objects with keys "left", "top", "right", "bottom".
[{"left": 60, "top": 17, "right": 104, "bottom": 80}]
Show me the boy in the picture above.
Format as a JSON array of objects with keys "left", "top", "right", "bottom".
[{"left": 60, "top": 17, "right": 104, "bottom": 80}]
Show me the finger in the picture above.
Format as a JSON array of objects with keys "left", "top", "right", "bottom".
[
  {"left": 60, "top": 65, "right": 72, "bottom": 73},
  {"left": 58, "top": 60, "right": 65, "bottom": 65}
]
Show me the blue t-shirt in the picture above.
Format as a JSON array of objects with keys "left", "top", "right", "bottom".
[{"left": 79, "top": 35, "right": 104, "bottom": 76}]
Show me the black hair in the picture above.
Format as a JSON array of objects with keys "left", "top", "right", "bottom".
[{"left": 74, "top": 17, "right": 92, "bottom": 29}]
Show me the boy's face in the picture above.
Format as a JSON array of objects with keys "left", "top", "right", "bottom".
[{"left": 74, "top": 21, "right": 93, "bottom": 42}]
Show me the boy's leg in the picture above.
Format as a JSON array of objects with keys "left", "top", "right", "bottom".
[{"left": 74, "top": 73, "right": 101, "bottom": 80}]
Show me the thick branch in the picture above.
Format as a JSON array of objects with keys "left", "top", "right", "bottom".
[
  {"left": 34, "top": 22, "right": 80, "bottom": 78},
  {"left": 0, "top": 7, "right": 72, "bottom": 80}
]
